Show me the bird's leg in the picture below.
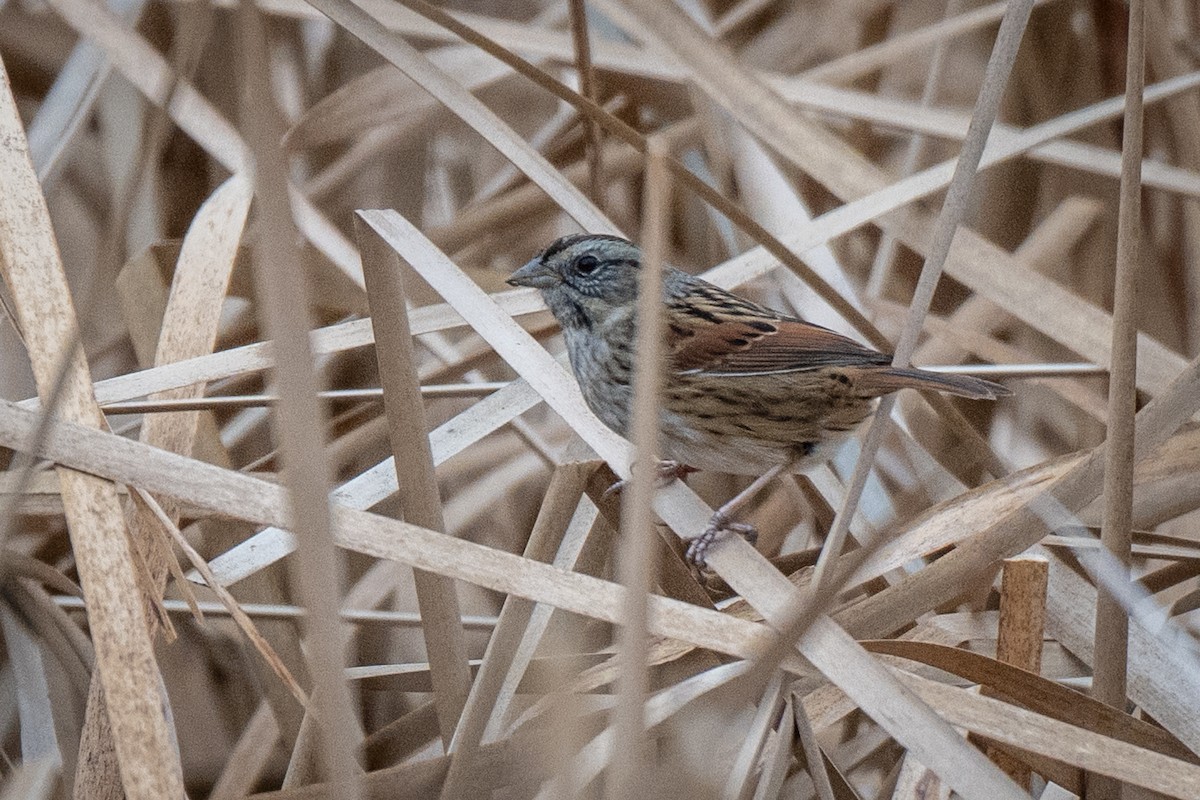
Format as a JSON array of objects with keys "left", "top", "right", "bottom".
[
  {"left": 603, "top": 460, "right": 698, "bottom": 500},
  {"left": 686, "top": 463, "right": 789, "bottom": 568}
]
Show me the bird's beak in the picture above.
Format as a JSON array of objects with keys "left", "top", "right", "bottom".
[{"left": 507, "top": 258, "right": 560, "bottom": 290}]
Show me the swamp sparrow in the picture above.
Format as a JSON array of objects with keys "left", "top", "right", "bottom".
[{"left": 508, "top": 234, "right": 1009, "bottom": 565}]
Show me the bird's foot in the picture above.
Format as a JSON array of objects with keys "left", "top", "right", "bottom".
[
  {"left": 686, "top": 512, "right": 758, "bottom": 568},
  {"left": 603, "top": 460, "right": 698, "bottom": 500}
]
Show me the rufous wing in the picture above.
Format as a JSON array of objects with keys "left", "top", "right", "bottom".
[
  {"left": 668, "top": 312, "right": 889, "bottom": 376},
  {"left": 663, "top": 280, "right": 1009, "bottom": 399}
]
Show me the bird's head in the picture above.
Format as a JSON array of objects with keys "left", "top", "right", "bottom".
[{"left": 507, "top": 234, "right": 642, "bottom": 330}]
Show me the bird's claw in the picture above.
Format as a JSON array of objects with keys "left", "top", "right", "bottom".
[
  {"left": 601, "top": 478, "right": 627, "bottom": 501},
  {"left": 686, "top": 512, "right": 758, "bottom": 568},
  {"left": 602, "top": 460, "right": 697, "bottom": 500}
]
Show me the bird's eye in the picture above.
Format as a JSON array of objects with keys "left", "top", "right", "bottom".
[{"left": 575, "top": 254, "right": 601, "bottom": 275}]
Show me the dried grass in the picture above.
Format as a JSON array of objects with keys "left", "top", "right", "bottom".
[{"left": 2, "top": 1, "right": 1200, "bottom": 798}]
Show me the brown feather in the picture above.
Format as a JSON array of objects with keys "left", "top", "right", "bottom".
[
  {"left": 511, "top": 234, "right": 1011, "bottom": 476},
  {"left": 849, "top": 366, "right": 1011, "bottom": 400},
  {"left": 663, "top": 280, "right": 1009, "bottom": 398},
  {"left": 667, "top": 285, "right": 888, "bottom": 376}
]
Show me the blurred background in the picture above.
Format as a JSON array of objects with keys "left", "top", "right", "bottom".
[{"left": 1, "top": 0, "right": 1199, "bottom": 797}]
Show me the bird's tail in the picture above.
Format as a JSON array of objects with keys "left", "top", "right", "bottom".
[{"left": 861, "top": 366, "right": 1012, "bottom": 400}]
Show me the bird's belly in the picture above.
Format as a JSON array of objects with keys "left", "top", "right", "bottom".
[
  {"left": 658, "top": 372, "right": 876, "bottom": 475},
  {"left": 660, "top": 423, "right": 792, "bottom": 475},
  {"left": 565, "top": 344, "right": 876, "bottom": 475},
  {"left": 657, "top": 411, "right": 851, "bottom": 475}
]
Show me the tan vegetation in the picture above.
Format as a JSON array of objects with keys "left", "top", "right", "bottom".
[{"left": 1, "top": 0, "right": 1199, "bottom": 798}]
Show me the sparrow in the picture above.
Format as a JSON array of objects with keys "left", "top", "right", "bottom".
[{"left": 508, "top": 233, "right": 1009, "bottom": 566}]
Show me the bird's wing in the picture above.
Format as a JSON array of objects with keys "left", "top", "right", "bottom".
[{"left": 665, "top": 281, "right": 889, "bottom": 377}]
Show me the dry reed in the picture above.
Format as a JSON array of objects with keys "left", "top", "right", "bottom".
[{"left": 1, "top": 1, "right": 1200, "bottom": 798}]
